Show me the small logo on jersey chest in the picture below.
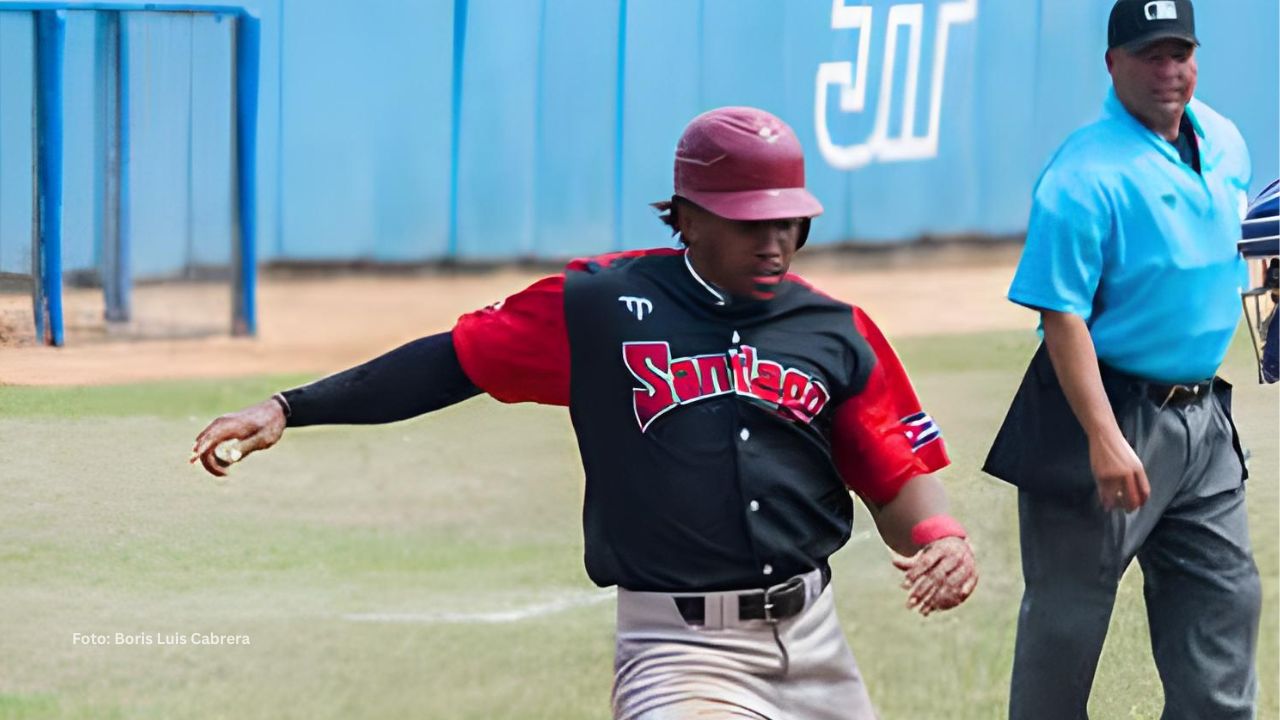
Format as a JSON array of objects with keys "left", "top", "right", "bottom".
[
  {"left": 622, "top": 341, "right": 830, "bottom": 431},
  {"left": 618, "top": 296, "right": 653, "bottom": 321}
]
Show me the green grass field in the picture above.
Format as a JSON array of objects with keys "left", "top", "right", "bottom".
[{"left": 1, "top": 330, "right": 1275, "bottom": 719}]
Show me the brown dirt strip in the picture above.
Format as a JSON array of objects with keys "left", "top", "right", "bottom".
[{"left": 0, "top": 245, "right": 1029, "bottom": 387}]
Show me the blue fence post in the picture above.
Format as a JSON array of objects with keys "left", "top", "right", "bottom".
[
  {"left": 447, "top": 0, "right": 468, "bottom": 260},
  {"left": 102, "top": 10, "right": 129, "bottom": 323},
  {"left": 611, "top": 0, "right": 627, "bottom": 251},
  {"left": 34, "top": 9, "right": 66, "bottom": 346},
  {"left": 232, "top": 11, "right": 259, "bottom": 336}
]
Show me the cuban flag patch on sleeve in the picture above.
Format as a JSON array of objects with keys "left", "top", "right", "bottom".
[{"left": 902, "top": 411, "right": 941, "bottom": 451}]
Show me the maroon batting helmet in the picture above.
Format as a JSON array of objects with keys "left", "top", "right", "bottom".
[{"left": 664, "top": 106, "right": 824, "bottom": 222}]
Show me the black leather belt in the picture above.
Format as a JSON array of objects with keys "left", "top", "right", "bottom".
[
  {"left": 1139, "top": 378, "right": 1214, "bottom": 408},
  {"left": 1099, "top": 361, "right": 1217, "bottom": 410},
  {"left": 672, "top": 572, "right": 824, "bottom": 626}
]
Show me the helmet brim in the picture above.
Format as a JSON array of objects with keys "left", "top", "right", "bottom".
[{"left": 678, "top": 187, "right": 824, "bottom": 221}]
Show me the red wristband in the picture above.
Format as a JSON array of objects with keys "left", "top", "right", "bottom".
[{"left": 910, "top": 514, "right": 967, "bottom": 547}]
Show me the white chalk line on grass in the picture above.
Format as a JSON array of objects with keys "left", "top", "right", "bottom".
[{"left": 343, "top": 533, "right": 875, "bottom": 626}]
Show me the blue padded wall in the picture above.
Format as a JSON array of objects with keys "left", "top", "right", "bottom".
[{"left": 0, "top": 0, "right": 1276, "bottom": 272}]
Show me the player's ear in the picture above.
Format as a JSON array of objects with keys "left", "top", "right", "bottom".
[{"left": 676, "top": 203, "right": 698, "bottom": 246}]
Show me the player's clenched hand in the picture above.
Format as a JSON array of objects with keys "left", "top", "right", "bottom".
[
  {"left": 891, "top": 536, "right": 978, "bottom": 617},
  {"left": 1088, "top": 428, "right": 1150, "bottom": 512},
  {"left": 190, "top": 398, "right": 286, "bottom": 477}
]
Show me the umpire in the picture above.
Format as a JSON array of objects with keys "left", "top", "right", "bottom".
[{"left": 985, "top": 1, "right": 1261, "bottom": 718}]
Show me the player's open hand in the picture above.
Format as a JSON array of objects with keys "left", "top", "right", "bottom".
[
  {"left": 190, "top": 398, "right": 287, "bottom": 477},
  {"left": 892, "top": 536, "right": 978, "bottom": 617}
]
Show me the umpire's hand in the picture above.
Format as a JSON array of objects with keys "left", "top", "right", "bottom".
[
  {"left": 1088, "top": 428, "right": 1150, "bottom": 512},
  {"left": 190, "top": 399, "right": 287, "bottom": 477}
]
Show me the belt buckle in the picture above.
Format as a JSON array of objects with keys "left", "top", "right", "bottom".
[
  {"left": 761, "top": 577, "right": 805, "bottom": 624},
  {"left": 1167, "top": 381, "right": 1203, "bottom": 409},
  {"left": 1159, "top": 383, "right": 1196, "bottom": 410}
]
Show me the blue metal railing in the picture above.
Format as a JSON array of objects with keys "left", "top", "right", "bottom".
[{"left": 6, "top": 1, "right": 260, "bottom": 345}]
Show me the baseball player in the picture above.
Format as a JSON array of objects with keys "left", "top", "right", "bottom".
[
  {"left": 984, "top": 2, "right": 1262, "bottom": 718},
  {"left": 193, "top": 106, "right": 978, "bottom": 719}
]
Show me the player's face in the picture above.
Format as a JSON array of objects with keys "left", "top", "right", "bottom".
[
  {"left": 1107, "top": 39, "right": 1197, "bottom": 139},
  {"left": 681, "top": 203, "right": 803, "bottom": 301}
]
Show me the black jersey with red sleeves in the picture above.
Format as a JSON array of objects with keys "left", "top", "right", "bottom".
[{"left": 452, "top": 248, "right": 949, "bottom": 593}]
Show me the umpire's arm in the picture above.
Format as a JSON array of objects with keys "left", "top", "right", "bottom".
[{"left": 1041, "top": 310, "right": 1150, "bottom": 512}]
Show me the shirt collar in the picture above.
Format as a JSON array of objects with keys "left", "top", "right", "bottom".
[
  {"left": 1102, "top": 87, "right": 1206, "bottom": 161},
  {"left": 682, "top": 249, "right": 727, "bottom": 306}
]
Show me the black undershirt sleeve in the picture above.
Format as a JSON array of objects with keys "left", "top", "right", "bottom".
[
  {"left": 1172, "top": 112, "right": 1201, "bottom": 174},
  {"left": 280, "top": 331, "right": 481, "bottom": 427}
]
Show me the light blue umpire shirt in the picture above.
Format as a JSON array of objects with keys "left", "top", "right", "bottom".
[{"left": 1009, "top": 88, "right": 1252, "bottom": 384}]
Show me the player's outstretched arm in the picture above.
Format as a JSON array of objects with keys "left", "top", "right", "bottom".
[
  {"left": 189, "top": 331, "right": 481, "bottom": 477},
  {"left": 190, "top": 397, "right": 287, "bottom": 477},
  {"left": 277, "top": 331, "right": 481, "bottom": 427},
  {"left": 862, "top": 474, "right": 978, "bottom": 617}
]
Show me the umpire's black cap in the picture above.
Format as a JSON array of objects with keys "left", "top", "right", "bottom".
[{"left": 1108, "top": 0, "right": 1199, "bottom": 50}]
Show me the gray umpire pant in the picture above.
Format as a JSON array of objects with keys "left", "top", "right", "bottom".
[
  {"left": 1009, "top": 384, "right": 1261, "bottom": 720},
  {"left": 612, "top": 570, "right": 877, "bottom": 720}
]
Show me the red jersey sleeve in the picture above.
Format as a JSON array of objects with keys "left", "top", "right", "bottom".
[
  {"left": 831, "top": 307, "right": 950, "bottom": 504},
  {"left": 451, "top": 275, "right": 570, "bottom": 406}
]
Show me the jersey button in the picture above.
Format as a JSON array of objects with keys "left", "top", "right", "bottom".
[
  {"left": 739, "top": 428, "right": 750, "bottom": 441},
  {"left": 749, "top": 500, "right": 760, "bottom": 512},
  {"left": 762, "top": 564, "right": 774, "bottom": 576}
]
